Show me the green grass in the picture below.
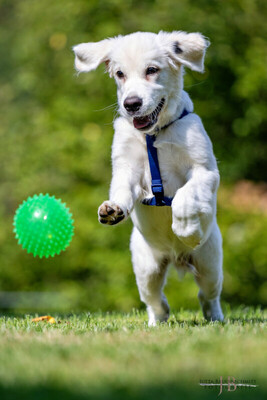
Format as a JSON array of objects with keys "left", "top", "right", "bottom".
[{"left": 0, "top": 307, "right": 266, "bottom": 400}]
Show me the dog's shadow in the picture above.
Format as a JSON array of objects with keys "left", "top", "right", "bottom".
[{"left": 167, "top": 315, "right": 266, "bottom": 326}]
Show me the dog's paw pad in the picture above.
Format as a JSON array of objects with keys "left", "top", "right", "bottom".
[{"left": 98, "top": 202, "right": 125, "bottom": 225}]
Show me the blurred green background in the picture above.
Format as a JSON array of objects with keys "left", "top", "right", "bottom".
[{"left": 0, "top": 0, "right": 266, "bottom": 312}]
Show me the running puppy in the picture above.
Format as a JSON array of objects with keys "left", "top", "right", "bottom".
[{"left": 73, "top": 31, "right": 224, "bottom": 325}]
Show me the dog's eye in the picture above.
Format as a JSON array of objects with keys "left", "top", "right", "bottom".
[
  {"left": 116, "top": 70, "right": 125, "bottom": 79},
  {"left": 146, "top": 67, "right": 159, "bottom": 76}
]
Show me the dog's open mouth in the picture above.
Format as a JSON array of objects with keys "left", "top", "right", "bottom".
[{"left": 133, "top": 98, "right": 165, "bottom": 131}]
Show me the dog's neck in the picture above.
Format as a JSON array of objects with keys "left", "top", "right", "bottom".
[
  {"left": 157, "top": 108, "right": 191, "bottom": 132},
  {"left": 155, "top": 90, "right": 194, "bottom": 133}
]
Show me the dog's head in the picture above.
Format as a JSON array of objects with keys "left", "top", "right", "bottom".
[{"left": 73, "top": 31, "right": 209, "bottom": 132}]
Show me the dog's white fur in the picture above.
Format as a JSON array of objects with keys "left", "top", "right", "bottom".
[{"left": 73, "top": 31, "right": 224, "bottom": 325}]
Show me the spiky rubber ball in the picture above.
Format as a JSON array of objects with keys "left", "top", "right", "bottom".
[{"left": 13, "top": 194, "right": 74, "bottom": 258}]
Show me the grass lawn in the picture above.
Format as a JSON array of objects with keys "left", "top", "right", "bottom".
[{"left": 0, "top": 307, "right": 266, "bottom": 400}]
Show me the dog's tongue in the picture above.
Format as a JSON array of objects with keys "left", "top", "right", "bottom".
[{"left": 133, "top": 116, "right": 151, "bottom": 129}]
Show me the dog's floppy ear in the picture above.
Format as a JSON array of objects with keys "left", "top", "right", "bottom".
[
  {"left": 73, "top": 39, "right": 114, "bottom": 73},
  {"left": 159, "top": 31, "right": 210, "bottom": 72}
]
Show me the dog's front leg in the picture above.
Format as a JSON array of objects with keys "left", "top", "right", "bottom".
[
  {"left": 98, "top": 161, "right": 135, "bottom": 225},
  {"left": 172, "top": 167, "right": 219, "bottom": 248}
]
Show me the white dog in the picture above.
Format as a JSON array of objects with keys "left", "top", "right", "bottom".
[{"left": 73, "top": 31, "right": 224, "bottom": 325}]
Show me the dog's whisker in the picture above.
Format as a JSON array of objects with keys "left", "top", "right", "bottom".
[
  {"left": 184, "top": 81, "right": 206, "bottom": 88},
  {"left": 93, "top": 103, "right": 118, "bottom": 112},
  {"left": 112, "top": 113, "right": 120, "bottom": 124}
]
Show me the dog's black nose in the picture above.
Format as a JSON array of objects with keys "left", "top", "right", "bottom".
[{"left": 124, "top": 96, "right": 143, "bottom": 113}]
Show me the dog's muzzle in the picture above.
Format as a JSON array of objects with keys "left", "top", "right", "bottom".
[{"left": 133, "top": 98, "right": 165, "bottom": 131}]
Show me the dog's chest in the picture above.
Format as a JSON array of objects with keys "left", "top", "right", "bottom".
[{"left": 141, "top": 141, "right": 189, "bottom": 198}]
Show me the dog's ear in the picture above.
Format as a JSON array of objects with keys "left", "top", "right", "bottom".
[
  {"left": 159, "top": 31, "right": 210, "bottom": 72},
  {"left": 73, "top": 39, "right": 114, "bottom": 73}
]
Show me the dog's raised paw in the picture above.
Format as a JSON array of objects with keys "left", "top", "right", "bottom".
[{"left": 98, "top": 201, "right": 125, "bottom": 225}]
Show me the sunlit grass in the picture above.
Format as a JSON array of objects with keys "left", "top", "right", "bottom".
[{"left": 0, "top": 307, "right": 266, "bottom": 399}]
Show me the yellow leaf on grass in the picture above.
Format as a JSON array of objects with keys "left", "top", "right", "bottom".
[{"left": 32, "top": 315, "right": 56, "bottom": 324}]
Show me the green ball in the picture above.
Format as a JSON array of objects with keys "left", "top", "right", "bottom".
[{"left": 13, "top": 194, "right": 74, "bottom": 258}]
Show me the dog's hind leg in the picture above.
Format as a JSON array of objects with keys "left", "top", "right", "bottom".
[
  {"left": 193, "top": 222, "right": 224, "bottom": 321},
  {"left": 130, "top": 227, "right": 170, "bottom": 326}
]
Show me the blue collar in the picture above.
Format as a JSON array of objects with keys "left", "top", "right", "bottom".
[{"left": 142, "top": 108, "right": 191, "bottom": 207}]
